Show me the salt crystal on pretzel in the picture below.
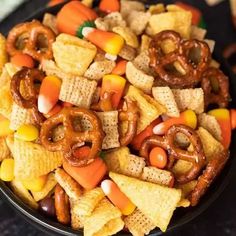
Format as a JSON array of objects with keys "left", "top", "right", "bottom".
[
  {"left": 120, "top": 0, "right": 145, "bottom": 19},
  {"left": 70, "top": 198, "right": 84, "bottom": 230},
  {"left": 190, "top": 25, "right": 207, "bottom": 40},
  {"left": 31, "top": 173, "right": 57, "bottom": 202},
  {"left": 172, "top": 88, "right": 204, "bottom": 114},
  {"left": 96, "top": 111, "right": 120, "bottom": 149},
  {"left": 198, "top": 113, "right": 222, "bottom": 141},
  {"left": 148, "top": 11, "right": 192, "bottom": 38},
  {"left": 13, "top": 138, "right": 63, "bottom": 179},
  {"left": 110, "top": 172, "right": 181, "bottom": 232},
  {"left": 10, "top": 103, "right": 35, "bottom": 130},
  {"left": 74, "top": 187, "right": 105, "bottom": 216},
  {"left": 127, "top": 11, "right": 151, "bottom": 35},
  {"left": 55, "top": 168, "right": 82, "bottom": 201},
  {"left": 59, "top": 76, "right": 97, "bottom": 109},
  {"left": 141, "top": 167, "right": 174, "bottom": 187},
  {"left": 152, "top": 87, "right": 180, "bottom": 117},
  {"left": 83, "top": 198, "right": 124, "bottom": 236},
  {"left": 124, "top": 209, "right": 156, "bottom": 236},
  {"left": 126, "top": 62, "right": 154, "bottom": 94},
  {"left": 52, "top": 34, "right": 97, "bottom": 76},
  {"left": 126, "top": 86, "right": 166, "bottom": 133},
  {"left": 0, "top": 138, "right": 10, "bottom": 161},
  {"left": 42, "top": 13, "right": 58, "bottom": 35},
  {"left": 84, "top": 60, "right": 115, "bottom": 81},
  {"left": 118, "top": 44, "right": 136, "bottom": 61},
  {"left": 113, "top": 26, "right": 139, "bottom": 49}
]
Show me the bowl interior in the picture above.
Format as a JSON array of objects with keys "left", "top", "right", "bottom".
[{"left": 0, "top": 1, "right": 236, "bottom": 235}]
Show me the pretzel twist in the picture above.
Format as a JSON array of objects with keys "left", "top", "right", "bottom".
[
  {"left": 6, "top": 20, "right": 55, "bottom": 62},
  {"left": 140, "top": 124, "right": 206, "bottom": 184},
  {"left": 40, "top": 107, "right": 104, "bottom": 167}
]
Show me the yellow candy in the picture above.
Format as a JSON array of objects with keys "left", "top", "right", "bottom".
[
  {"left": 22, "top": 175, "right": 48, "bottom": 192},
  {"left": 1, "top": 159, "right": 14, "bottom": 181},
  {"left": 15, "top": 124, "right": 39, "bottom": 141},
  {"left": 0, "top": 118, "right": 14, "bottom": 137},
  {"left": 184, "top": 110, "right": 197, "bottom": 129}
]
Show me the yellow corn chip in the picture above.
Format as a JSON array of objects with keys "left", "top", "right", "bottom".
[
  {"left": 0, "top": 137, "right": 10, "bottom": 161},
  {"left": 148, "top": 4, "right": 165, "bottom": 14},
  {"left": 75, "top": 187, "right": 105, "bottom": 216},
  {"left": 52, "top": 33, "right": 97, "bottom": 76},
  {"left": 59, "top": 76, "right": 97, "bottom": 108},
  {"left": 42, "top": 13, "right": 58, "bottom": 34},
  {"left": 13, "top": 138, "right": 63, "bottom": 179},
  {"left": 31, "top": 173, "right": 57, "bottom": 202},
  {"left": 126, "top": 86, "right": 165, "bottom": 133},
  {"left": 83, "top": 198, "right": 124, "bottom": 236},
  {"left": 118, "top": 44, "right": 136, "bottom": 61},
  {"left": 0, "top": 34, "right": 7, "bottom": 74},
  {"left": 172, "top": 160, "right": 192, "bottom": 177},
  {"left": 110, "top": 172, "right": 181, "bottom": 232},
  {"left": 70, "top": 198, "right": 84, "bottom": 230},
  {"left": 190, "top": 25, "right": 207, "bottom": 40},
  {"left": 166, "top": 4, "right": 186, "bottom": 12},
  {"left": 126, "top": 62, "right": 154, "bottom": 94},
  {"left": 6, "top": 135, "right": 14, "bottom": 154},
  {"left": 55, "top": 168, "right": 82, "bottom": 200},
  {"left": 177, "top": 199, "right": 190, "bottom": 208},
  {"left": 0, "top": 78, "right": 12, "bottom": 119},
  {"left": 124, "top": 209, "right": 156, "bottom": 236},
  {"left": 140, "top": 35, "right": 152, "bottom": 53},
  {"left": 10, "top": 179, "right": 38, "bottom": 209},
  {"left": 148, "top": 11, "right": 192, "bottom": 38},
  {"left": 4, "top": 63, "right": 20, "bottom": 78},
  {"left": 113, "top": 26, "right": 139, "bottom": 48},
  {"left": 120, "top": 0, "right": 145, "bottom": 19},
  {"left": 152, "top": 87, "right": 180, "bottom": 117}
]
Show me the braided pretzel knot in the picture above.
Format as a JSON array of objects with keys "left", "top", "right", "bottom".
[
  {"left": 149, "top": 30, "right": 211, "bottom": 88},
  {"left": 10, "top": 67, "right": 45, "bottom": 125},
  {"left": 119, "top": 97, "right": 139, "bottom": 146},
  {"left": 201, "top": 67, "right": 230, "bottom": 108},
  {"left": 6, "top": 20, "right": 55, "bottom": 62},
  {"left": 189, "top": 150, "right": 229, "bottom": 206},
  {"left": 140, "top": 124, "right": 206, "bottom": 184},
  {"left": 40, "top": 107, "right": 104, "bottom": 167}
]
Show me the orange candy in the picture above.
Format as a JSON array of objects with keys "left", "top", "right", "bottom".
[
  {"left": 44, "top": 104, "right": 62, "bottom": 119},
  {"left": 230, "top": 109, "right": 236, "bottom": 130},
  {"left": 149, "top": 147, "right": 168, "bottom": 169},
  {"left": 11, "top": 53, "right": 35, "bottom": 68},
  {"left": 112, "top": 60, "right": 127, "bottom": 76},
  {"left": 38, "top": 76, "right": 62, "bottom": 114},
  {"left": 99, "top": 0, "right": 120, "bottom": 13},
  {"left": 101, "top": 179, "right": 136, "bottom": 215},
  {"left": 48, "top": 0, "right": 66, "bottom": 7}
]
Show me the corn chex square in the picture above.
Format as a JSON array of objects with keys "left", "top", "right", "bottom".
[
  {"left": 59, "top": 76, "right": 97, "bottom": 108},
  {"left": 120, "top": 0, "right": 145, "bottom": 19},
  {"left": 70, "top": 198, "right": 84, "bottom": 230},
  {"left": 118, "top": 44, "right": 136, "bottom": 61}
]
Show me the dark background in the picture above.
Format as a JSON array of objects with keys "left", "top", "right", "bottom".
[{"left": 0, "top": 0, "right": 236, "bottom": 235}]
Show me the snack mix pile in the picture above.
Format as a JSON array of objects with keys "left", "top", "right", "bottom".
[{"left": 0, "top": 0, "right": 235, "bottom": 235}]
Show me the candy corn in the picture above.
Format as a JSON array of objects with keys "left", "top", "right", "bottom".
[
  {"left": 1, "top": 159, "right": 14, "bottom": 182},
  {"left": 44, "top": 104, "right": 62, "bottom": 119},
  {"left": 22, "top": 175, "right": 48, "bottom": 192},
  {"left": 38, "top": 75, "right": 62, "bottom": 114},
  {"left": 100, "top": 74, "right": 126, "bottom": 109},
  {"left": 112, "top": 60, "right": 128, "bottom": 76},
  {"left": 0, "top": 115, "right": 14, "bottom": 137},
  {"left": 230, "top": 109, "right": 236, "bottom": 130},
  {"left": 99, "top": 0, "right": 120, "bottom": 13},
  {"left": 15, "top": 124, "right": 39, "bottom": 142},
  {"left": 153, "top": 110, "right": 197, "bottom": 135},
  {"left": 101, "top": 179, "right": 136, "bottom": 215}
]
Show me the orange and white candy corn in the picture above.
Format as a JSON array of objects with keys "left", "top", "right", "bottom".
[
  {"left": 101, "top": 179, "right": 136, "bottom": 215},
  {"left": 38, "top": 75, "right": 62, "bottom": 114}
]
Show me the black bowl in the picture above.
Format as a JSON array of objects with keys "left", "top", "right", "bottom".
[{"left": 0, "top": 1, "right": 236, "bottom": 235}]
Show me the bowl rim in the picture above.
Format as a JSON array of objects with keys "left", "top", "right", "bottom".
[{"left": 0, "top": 1, "right": 236, "bottom": 236}]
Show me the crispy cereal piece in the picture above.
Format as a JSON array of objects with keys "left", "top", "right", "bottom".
[
  {"left": 140, "top": 35, "right": 152, "bottom": 53},
  {"left": 126, "top": 86, "right": 165, "bottom": 133},
  {"left": 91, "top": 87, "right": 100, "bottom": 105},
  {"left": 172, "top": 160, "right": 192, "bottom": 177},
  {"left": 10, "top": 103, "right": 35, "bottom": 130},
  {"left": 59, "top": 76, "right": 97, "bottom": 108},
  {"left": 152, "top": 87, "right": 180, "bottom": 117},
  {"left": 127, "top": 11, "right": 151, "bottom": 35},
  {"left": 81, "top": 0, "right": 93, "bottom": 7},
  {"left": 113, "top": 26, "right": 139, "bottom": 48},
  {"left": 55, "top": 168, "right": 82, "bottom": 200},
  {"left": 83, "top": 198, "right": 124, "bottom": 236},
  {"left": 148, "top": 11, "right": 192, "bottom": 38},
  {"left": 10, "top": 179, "right": 38, "bottom": 209},
  {"left": 0, "top": 34, "right": 7, "bottom": 74},
  {"left": 70, "top": 198, "right": 84, "bottom": 230},
  {"left": 126, "top": 62, "right": 154, "bottom": 94},
  {"left": 118, "top": 44, "right": 136, "bottom": 61},
  {"left": 210, "top": 59, "right": 220, "bottom": 68},
  {"left": 190, "top": 25, "right": 207, "bottom": 40},
  {"left": 13, "top": 138, "right": 63, "bottom": 179},
  {"left": 120, "top": 0, "right": 145, "bottom": 19},
  {"left": 175, "top": 133, "right": 190, "bottom": 148},
  {"left": 148, "top": 3, "right": 165, "bottom": 14},
  {"left": 172, "top": 88, "right": 204, "bottom": 114},
  {"left": 0, "top": 77, "right": 12, "bottom": 119},
  {"left": 42, "top": 13, "right": 58, "bottom": 34},
  {"left": 31, "top": 173, "right": 57, "bottom": 202},
  {"left": 0, "top": 137, "right": 10, "bottom": 161},
  {"left": 52, "top": 34, "right": 97, "bottom": 76},
  {"left": 96, "top": 111, "right": 120, "bottom": 149},
  {"left": 141, "top": 167, "right": 174, "bottom": 187},
  {"left": 197, "top": 127, "right": 224, "bottom": 162},
  {"left": 110, "top": 172, "right": 181, "bottom": 232},
  {"left": 198, "top": 113, "right": 222, "bottom": 141},
  {"left": 204, "top": 39, "right": 215, "bottom": 53},
  {"left": 75, "top": 188, "right": 105, "bottom": 216},
  {"left": 84, "top": 60, "right": 115, "bottom": 81},
  {"left": 124, "top": 209, "right": 156, "bottom": 236}
]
